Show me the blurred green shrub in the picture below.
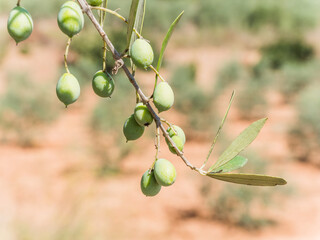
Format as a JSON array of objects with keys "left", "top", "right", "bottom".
[
  {"left": 0, "top": 73, "right": 60, "bottom": 147},
  {"left": 288, "top": 83, "right": 320, "bottom": 166},
  {"left": 260, "top": 39, "right": 315, "bottom": 69},
  {"left": 89, "top": 73, "right": 136, "bottom": 176},
  {"left": 274, "top": 61, "right": 319, "bottom": 99},
  {"left": 236, "top": 80, "right": 268, "bottom": 120},
  {"left": 214, "top": 61, "right": 268, "bottom": 120},
  {"left": 170, "top": 64, "right": 216, "bottom": 131},
  {"left": 213, "top": 61, "right": 247, "bottom": 97}
]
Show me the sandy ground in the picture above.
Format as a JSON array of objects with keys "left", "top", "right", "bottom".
[{"left": 0, "top": 18, "right": 320, "bottom": 240}]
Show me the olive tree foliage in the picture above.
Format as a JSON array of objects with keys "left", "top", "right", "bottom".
[{"left": 6, "top": 0, "right": 286, "bottom": 196}]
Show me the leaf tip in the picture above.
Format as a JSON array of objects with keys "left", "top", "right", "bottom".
[{"left": 277, "top": 178, "right": 287, "bottom": 185}]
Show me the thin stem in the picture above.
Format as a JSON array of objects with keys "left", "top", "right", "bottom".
[
  {"left": 99, "top": 2, "right": 108, "bottom": 71},
  {"left": 200, "top": 90, "right": 235, "bottom": 170},
  {"left": 91, "top": 6, "right": 127, "bottom": 23},
  {"left": 149, "top": 65, "right": 166, "bottom": 82},
  {"left": 91, "top": 6, "right": 142, "bottom": 39},
  {"left": 135, "top": 91, "right": 140, "bottom": 103},
  {"left": 149, "top": 127, "right": 161, "bottom": 173},
  {"left": 17, "top": 0, "right": 21, "bottom": 6},
  {"left": 133, "top": 28, "right": 143, "bottom": 39},
  {"left": 160, "top": 118, "right": 177, "bottom": 135},
  {"left": 64, "top": 38, "right": 72, "bottom": 73},
  {"left": 102, "top": 42, "right": 108, "bottom": 71},
  {"left": 77, "top": 0, "right": 206, "bottom": 175}
]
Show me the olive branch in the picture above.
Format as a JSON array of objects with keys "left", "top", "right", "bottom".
[{"left": 75, "top": 0, "right": 287, "bottom": 187}]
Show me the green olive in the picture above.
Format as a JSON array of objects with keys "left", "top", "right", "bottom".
[
  {"left": 123, "top": 114, "right": 144, "bottom": 141},
  {"left": 154, "top": 158, "right": 176, "bottom": 187},
  {"left": 56, "top": 73, "right": 81, "bottom": 107},
  {"left": 92, "top": 70, "right": 115, "bottom": 98},
  {"left": 167, "top": 135, "right": 184, "bottom": 154},
  {"left": 153, "top": 82, "right": 174, "bottom": 113},
  {"left": 134, "top": 102, "right": 153, "bottom": 126},
  {"left": 165, "top": 125, "right": 186, "bottom": 154},
  {"left": 130, "top": 39, "right": 154, "bottom": 69},
  {"left": 167, "top": 125, "right": 186, "bottom": 144},
  {"left": 140, "top": 170, "right": 161, "bottom": 197},
  {"left": 57, "top": 1, "right": 84, "bottom": 38},
  {"left": 87, "top": 0, "right": 103, "bottom": 6},
  {"left": 7, "top": 6, "right": 33, "bottom": 44}
]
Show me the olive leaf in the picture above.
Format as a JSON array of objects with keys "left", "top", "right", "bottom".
[
  {"left": 208, "top": 118, "right": 267, "bottom": 172},
  {"left": 126, "top": 0, "right": 146, "bottom": 50},
  {"left": 206, "top": 173, "right": 287, "bottom": 186},
  {"left": 157, "top": 11, "right": 184, "bottom": 73},
  {"left": 210, "top": 155, "right": 248, "bottom": 173}
]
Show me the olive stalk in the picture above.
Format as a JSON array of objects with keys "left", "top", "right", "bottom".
[
  {"left": 90, "top": 6, "right": 128, "bottom": 23},
  {"left": 77, "top": 0, "right": 206, "bottom": 175},
  {"left": 149, "top": 126, "right": 161, "bottom": 173},
  {"left": 17, "top": 0, "right": 21, "bottom": 7},
  {"left": 90, "top": 6, "right": 144, "bottom": 40},
  {"left": 64, "top": 38, "right": 72, "bottom": 73},
  {"left": 149, "top": 65, "right": 166, "bottom": 82}
]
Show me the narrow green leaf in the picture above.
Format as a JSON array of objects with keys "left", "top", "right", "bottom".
[
  {"left": 210, "top": 155, "right": 248, "bottom": 173},
  {"left": 157, "top": 11, "right": 184, "bottom": 72},
  {"left": 126, "top": 0, "right": 146, "bottom": 50},
  {"left": 208, "top": 118, "right": 267, "bottom": 172},
  {"left": 206, "top": 173, "right": 287, "bottom": 186},
  {"left": 203, "top": 91, "right": 235, "bottom": 169},
  {"left": 126, "top": 0, "right": 139, "bottom": 48}
]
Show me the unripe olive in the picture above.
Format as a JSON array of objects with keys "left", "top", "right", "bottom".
[
  {"left": 7, "top": 6, "right": 33, "bottom": 44},
  {"left": 56, "top": 73, "right": 81, "bottom": 107},
  {"left": 130, "top": 39, "right": 154, "bottom": 69},
  {"left": 123, "top": 114, "right": 144, "bottom": 141},
  {"left": 92, "top": 70, "right": 115, "bottom": 98},
  {"left": 134, "top": 102, "right": 153, "bottom": 126},
  {"left": 166, "top": 125, "right": 186, "bottom": 154},
  {"left": 140, "top": 170, "right": 161, "bottom": 197},
  {"left": 57, "top": 1, "right": 84, "bottom": 38},
  {"left": 153, "top": 82, "right": 174, "bottom": 113},
  {"left": 167, "top": 125, "right": 186, "bottom": 144},
  {"left": 166, "top": 135, "right": 184, "bottom": 154},
  {"left": 87, "top": 0, "right": 103, "bottom": 6},
  {"left": 154, "top": 158, "right": 176, "bottom": 186}
]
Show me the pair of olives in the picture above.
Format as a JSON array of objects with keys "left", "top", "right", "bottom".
[
  {"left": 7, "top": 0, "right": 85, "bottom": 43},
  {"left": 56, "top": 69, "right": 115, "bottom": 107},
  {"left": 140, "top": 158, "right": 177, "bottom": 197},
  {"left": 131, "top": 39, "right": 175, "bottom": 113},
  {"left": 123, "top": 102, "right": 153, "bottom": 141},
  {"left": 56, "top": 1, "right": 84, "bottom": 107}
]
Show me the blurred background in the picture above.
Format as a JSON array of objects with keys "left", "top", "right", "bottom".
[{"left": 0, "top": 0, "right": 320, "bottom": 239}]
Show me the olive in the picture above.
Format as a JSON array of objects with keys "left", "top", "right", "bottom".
[
  {"left": 87, "top": 0, "right": 103, "bottom": 6},
  {"left": 92, "top": 70, "right": 115, "bottom": 98},
  {"left": 140, "top": 170, "right": 161, "bottom": 197},
  {"left": 130, "top": 39, "right": 154, "bottom": 69},
  {"left": 153, "top": 82, "right": 174, "bottom": 113},
  {"left": 57, "top": 1, "right": 84, "bottom": 38},
  {"left": 154, "top": 158, "right": 176, "bottom": 187},
  {"left": 56, "top": 73, "right": 81, "bottom": 107},
  {"left": 134, "top": 102, "right": 153, "bottom": 126},
  {"left": 7, "top": 6, "right": 33, "bottom": 44},
  {"left": 123, "top": 114, "right": 145, "bottom": 141}
]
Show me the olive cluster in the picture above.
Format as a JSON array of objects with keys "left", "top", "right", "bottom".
[{"left": 7, "top": 0, "right": 185, "bottom": 197}]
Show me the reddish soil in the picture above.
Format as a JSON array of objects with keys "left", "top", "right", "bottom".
[{"left": 0, "top": 18, "right": 320, "bottom": 239}]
